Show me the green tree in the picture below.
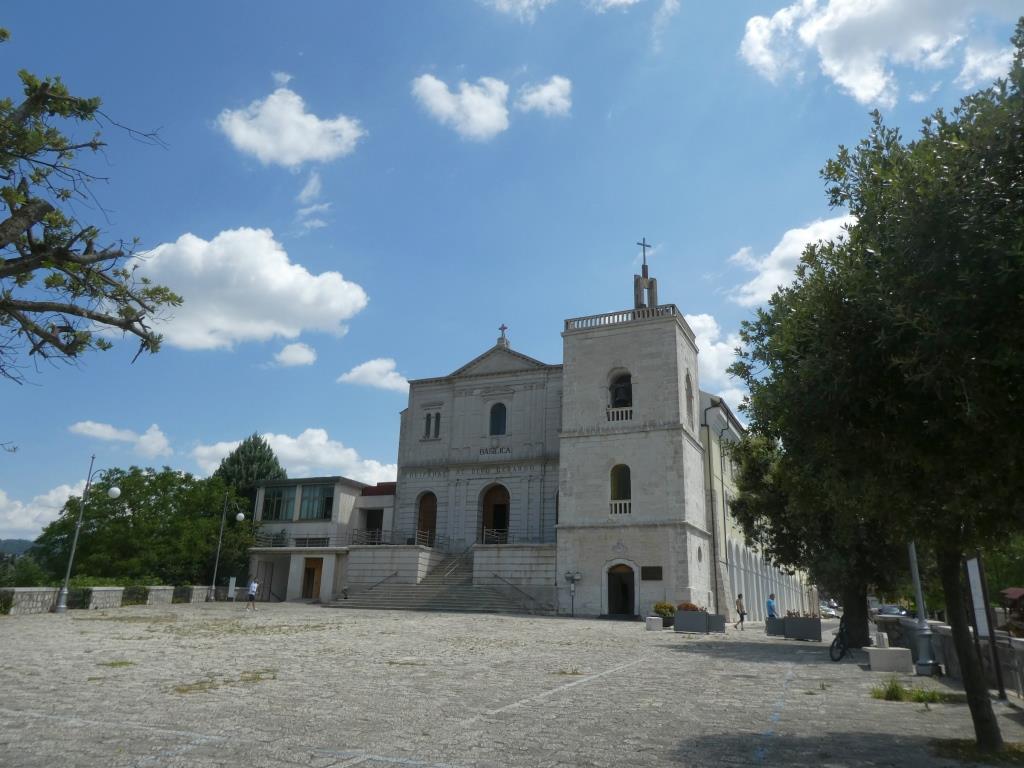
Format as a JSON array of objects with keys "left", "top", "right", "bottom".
[
  {"left": 212, "top": 433, "right": 287, "bottom": 505},
  {"left": 31, "top": 467, "right": 253, "bottom": 586},
  {"left": 730, "top": 19, "right": 1024, "bottom": 753},
  {"left": 728, "top": 436, "right": 905, "bottom": 648},
  {"left": 0, "top": 29, "right": 181, "bottom": 382},
  {"left": 0, "top": 553, "right": 49, "bottom": 587}
]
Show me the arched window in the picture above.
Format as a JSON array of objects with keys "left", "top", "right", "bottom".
[
  {"left": 489, "top": 403, "right": 507, "bottom": 435},
  {"left": 685, "top": 373, "right": 694, "bottom": 429},
  {"left": 433, "top": 412, "right": 441, "bottom": 439},
  {"left": 423, "top": 413, "right": 431, "bottom": 438},
  {"left": 609, "top": 373, "right": 632, "bottom": 408},
  {"left": 610, "top": 464, "right": 631, "bottom": 501}
]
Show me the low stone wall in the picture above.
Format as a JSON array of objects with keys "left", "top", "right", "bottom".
[
  {"left": 87, "top": 587, "right": 124, "bottom": 610},
  {"left": 172, "top": 586, "right": 210, "bottom": 604},
  {"left": 346, "top": 546, "right": 445, "bottom": 587},
  {"left": 473, "top": 544, "right": 557, "bottom": 612},
  {"left": 875, "top": 616, "right": 1024, "bottom": 698},
  {"left": 146, "top": 586, "right": 174, "bottom": 605},
  {"left": 0, "top": 587, "right": 59, "bottom": 615}
]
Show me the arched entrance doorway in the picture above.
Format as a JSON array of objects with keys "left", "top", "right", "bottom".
[
  {"left": 607, "top": 564, "right": 635, "bottom": 616},
  {"left": 417, "top": 492, "right": 437, "bottom": 547},
  {"left": 480, "top": 484, "right": 509, "bottom": 544}
]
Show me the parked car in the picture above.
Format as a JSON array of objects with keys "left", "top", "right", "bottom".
[
  {"left": 876, "top": 604, "right": 909, "bottom": 617},
  {"left": 819, "top": 605, "right": 838, "bottom": 618}
]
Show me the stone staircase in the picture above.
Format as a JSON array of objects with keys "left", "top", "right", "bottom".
[{"left": 323, "top": 552, "right": 536, "bottom": 615}]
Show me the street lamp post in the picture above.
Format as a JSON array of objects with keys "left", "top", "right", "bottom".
[
  {"left": 208, "top": 492, "right": 246, "bottom": 602},
  {"left": 564, "top": 571, "right": 582, "bottom": 616},
  {"left": 55, "top": 455, "right": 120, "bottom": 614},
  {"left": 908, "top": 540, "right": 937, "bottom": 675}
]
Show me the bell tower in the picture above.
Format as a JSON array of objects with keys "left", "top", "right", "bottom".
[{"left": 556, "top": 240, "right": 711, "bottom": 617}]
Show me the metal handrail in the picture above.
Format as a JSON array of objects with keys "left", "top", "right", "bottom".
[
  {"left": 364, "top": 570, "right": 399, "bottom": 592},
  {"left": 481, "top": 527, "right": 509, "bottom": 544},
  {"left": 490, "top": 572, "right": 544, "bottom": 613}
]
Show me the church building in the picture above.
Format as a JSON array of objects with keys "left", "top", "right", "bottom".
[{"left": 248, "top": 254, "right": 814, "bottom": 618}]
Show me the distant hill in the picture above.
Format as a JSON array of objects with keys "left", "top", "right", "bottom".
[{"left": 0, "top": 539, "right": 34, "bottom": 555}]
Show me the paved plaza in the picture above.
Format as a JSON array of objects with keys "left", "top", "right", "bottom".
[{"left": 1, "top": 604, "right": 1022, "bottom": 767}]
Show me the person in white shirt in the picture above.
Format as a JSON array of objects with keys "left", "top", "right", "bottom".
[{"left": 246, "top": 578, "right": 259, "bottom": 611}]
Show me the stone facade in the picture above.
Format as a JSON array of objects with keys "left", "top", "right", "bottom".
[{"left": 244, "top": 266, "right": 819, "bottom": 616}]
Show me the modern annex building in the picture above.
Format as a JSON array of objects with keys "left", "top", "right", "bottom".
[{"left": 248, "top": 262, "right": 815, "bottom": 619}]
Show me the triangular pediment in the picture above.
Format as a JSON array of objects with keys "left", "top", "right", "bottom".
[{"left": 449, "top": 345, "right": 550, "bottom": 377}]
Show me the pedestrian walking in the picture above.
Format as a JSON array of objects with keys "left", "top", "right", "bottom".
[
  {"left": 766, "top": 593, "right": 777, "bottom": 619},
  {"left": 246, "top": 578, "right": 259, "bottom": 611},
  {"left": 734, "top": 594, "right": 746, "bottom": 630}
]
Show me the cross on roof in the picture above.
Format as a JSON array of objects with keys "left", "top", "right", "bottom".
[
  {"left": 499, "top": 323, "right": 508, "bottom": 339},
  {"left": 636, "top": 237, "right": 651, "bottom": 267}
]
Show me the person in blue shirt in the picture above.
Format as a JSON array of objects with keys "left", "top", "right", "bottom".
[{"left": 766, "top": 593, "right": 778, "bottom": 619}]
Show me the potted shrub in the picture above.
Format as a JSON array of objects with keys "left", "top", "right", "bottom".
[
  {"left": 674, "top": 602, "right": 709, "bottom": 633},
  {"left": 653, "top": 601, "right": 676, "bottom": 628}
]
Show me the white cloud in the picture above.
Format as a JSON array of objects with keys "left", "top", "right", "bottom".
[
  {"left": 685, "top": 313, "right": 745, "bottom": 414},
  {"left": 955, "top": 45, "right": 1013, "bottom": 89},
  {"left": 297, "top": 203, "right": 330, "bottom": 218},
  {"left": 729, "top": 215, "right": 854, "bottom": 307},
  {"left": 131, "top": 227, "right": 368, "bottom": 350},
  {"left": 297, "top": 171, "right": 322, "bottom": 204},
  {"left": 740, "top": 0, "right": 1019, "bottom": 107},
  {"left": 652, "top": 0, "right": 681, "bottom": 52},
  {"left": 272, "top": 71, "right": 293, "bottom": 86},
  {"left": 411, "top": 75, "right": 510, "bottom": 141},
  {"left": 193, "top": 429, "right": 397, "bottom": 484},
  {"left": 337, "top": 358, "right": 410, "bottom": 393},
  {"left": 0, "top": 482, "right": 85, "bottom": 539},
  {"left": 69, "top": 421, "right": 172, "bottom": 458},
  {"left": 480, "top": 0, "right": 556, "bottom": 22},
  {"left": 275, "top": 342, "right": 317, "bottom": 367},
  {"left": 516, "top": 76, "right": 573, "bottom": 116},
  {"left": 588, "top": 0, "right": 641, "bottom": 11},
  {"left": 217, "top": 88, "right": 365, "bottom": 167},
  {"left": 300, "top": 218, "right": 328, "bottom": 231}
]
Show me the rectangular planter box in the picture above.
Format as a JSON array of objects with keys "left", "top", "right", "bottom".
[
  {"left": 707, "top": 614, "right": 727, "bottom": 634},
  {"left": 783, "top": 617, "right": 822, "bottom": 641},
  {"left": 674, "top": 611, "right": 709, "bottom": 633},
  {"left": 766, "top": 617, "right": 786, "bottom": 636}
]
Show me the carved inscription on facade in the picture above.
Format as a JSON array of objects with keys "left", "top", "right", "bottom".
[{"left": 479, "top": 447, "right": 512, "bottom": 456}]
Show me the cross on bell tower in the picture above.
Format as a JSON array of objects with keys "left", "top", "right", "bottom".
[{"left": 633, "top": 237, "right": 659, "bottom": 309}]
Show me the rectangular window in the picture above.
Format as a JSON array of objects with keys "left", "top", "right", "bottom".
[
  {"left": 299, "top": 485, "right": 334, "bottom": 520},
  {"left": 261, "top": 486, "right": 296, "bottom": 522},
  {"left": 640, "top": 566, "right": 663, "bottom": 581}
]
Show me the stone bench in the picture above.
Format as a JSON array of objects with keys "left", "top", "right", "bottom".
[{"left": 868, "top": 647, "right": 914, "bottom": 674}]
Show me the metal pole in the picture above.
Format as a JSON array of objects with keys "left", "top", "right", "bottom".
[
  {"left": 209, "top": 492, "right": 229, "bottom": 602},
  {"left": 56, "top": 455, "right": 95, "bottom": 613},
  {"left": 908, "top": 541, "right": 937, "bottom": 675}
]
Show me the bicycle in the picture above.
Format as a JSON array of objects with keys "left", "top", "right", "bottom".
[{"left": 829, "top": 614, "right": 851, "bottom": 662}]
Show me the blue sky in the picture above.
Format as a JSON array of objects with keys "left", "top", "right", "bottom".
[{"left": 1, "top": 1, "right": 1019, "bottom": 538}]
